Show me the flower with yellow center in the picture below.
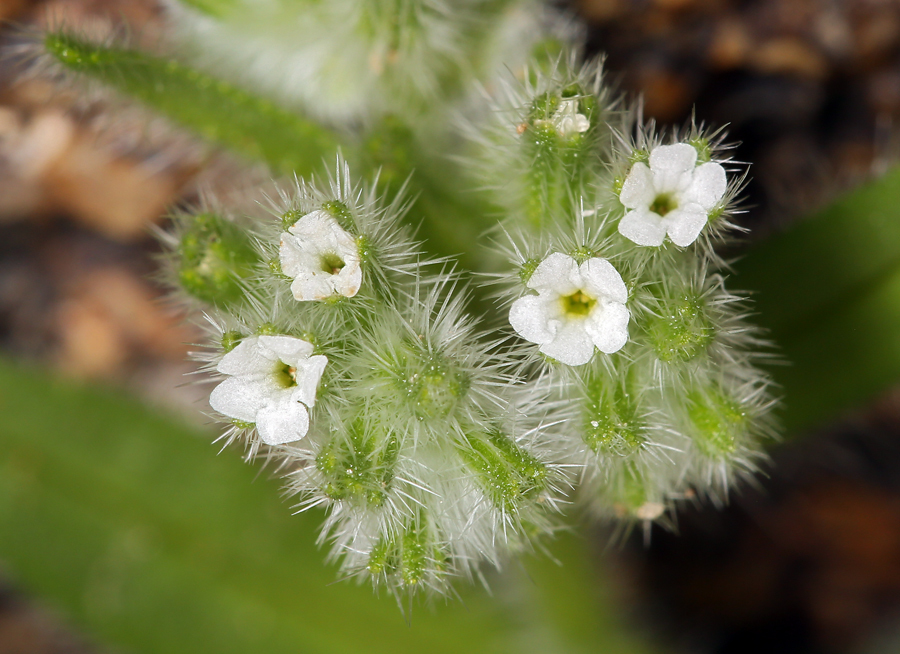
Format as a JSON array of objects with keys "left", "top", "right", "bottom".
[
  {"left": 209, "top": 335, "right": 327, "bottom": 445},
  {"left": 618, "top": 143, "right": 727, "bottom": 247},
  {"left": 280, "top": 210, "right": 362, "bottom": 301},
  {"left": 509, "top": 252, "right": 630, "bottom": 366}
]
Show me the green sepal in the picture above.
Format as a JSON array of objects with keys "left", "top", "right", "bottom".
[
  {"left": 456, "top": 430, "right": 547, "bottom": 512},
  {"left": 400, "top": 519, "right": 429, "bottom": 587},
  {"left": 644, "top": 291, "right": 714, "bottom": 363},
  {"left": 519, "top": 93, "right": 601, "bottom": 230},
  {"left": 685, "top": 388, "right": 748, "bottom": 458},
  {"left": 582, "top": 374, "right": 646, "bottom": 457},
  {"left": 388, "top": 347, "right": 470, "bottom": 420},
  {"left": 220, "top": 330, "right": 243, "bottom": 352},
  {"left": 315, "top": 420, "right": 398, "bottom": 507}
]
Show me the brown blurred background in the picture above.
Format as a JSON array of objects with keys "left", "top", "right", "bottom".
[{"left": 2, "top": 0, "right": 900, "bottom": 651}]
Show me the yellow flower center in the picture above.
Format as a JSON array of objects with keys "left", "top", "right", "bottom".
[
  {"left": 650, "top": 193, "right": 676, "bottom": 217},
  {"left": 561, "top": 290, "right": 597, "bottom": 317},
  {"left": 274, "top": 361, "right": 298, "bottom": 388},
  {"left": 320, "top": 252, "right": 346, "bottom": 275}
]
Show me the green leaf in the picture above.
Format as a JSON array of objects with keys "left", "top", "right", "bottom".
[
  {"left": 0, "top": 359, "right": 660, "bottom": 654},
  {"left": 736, "top": 166, "right": 900, "bottom": 433},
  {"left": 44, "top": 32, "right": 341, "bottom": 177}
]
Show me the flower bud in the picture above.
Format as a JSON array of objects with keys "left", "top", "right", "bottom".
[
  {"left": 177, "top": 213, "right": 258, "bottom": 307},
  {"left": 686, "top": 387, "right": 748, "bottom": 458},
  {"left": 646, "top": 291, "right": 714, "bottom": 363}
]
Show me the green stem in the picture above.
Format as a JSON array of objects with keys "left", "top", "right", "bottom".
[{"left": 45, "top": 32, "right": 342, "bottom": 177}]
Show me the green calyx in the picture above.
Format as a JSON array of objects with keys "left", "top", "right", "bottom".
[
  {"left": 689, "top": 137, "right": 712, "bottom": 163},
  {"left": 315, "top": 420, "right": 399, "bottom": 507},
  {"left": 396, "top": 348, "right": 470, "bottom": 420},
  {"left": 646, "top": 292, "right": 714, "bottom": 363},
  {"left": 366, "top": 517, "right": 447, "bottom": 588},
  {"left": 230, "top": 419, "right": 254, "bottom": 430},
  {"left": 220, "top": 330, "right": 243, "bottom": 352},
  {"left": 255, "top": 322, "right": 280, "bottom": 336},
  {"left": 629, "top": 149, "right": 650, "bottom": 165},
  {"left": 528, "top": 92, "right": 561, "bottom": 123},
  {"left": 322, "top": 200, "right": 354, "bottom": 228},
  {"left": 686, "top": 388, "right": 748, "bottom": 458},
  {"left": 177, "top": 213, "right": 258, "bottom": 307},
  {"left": 457, "top": 430, "right": 548, "bottom": 512},
  {"left": 519, "top": 258, "right": 541, "bottom": 284},
  {"left": 582, "top": 377, "right": 646, "bottom": 457},
  {"left": 281, "top": 209, "right": 305, "bottom": 231},
  {"left": 400, "top": 521, "right": 429, "bottom": 586}
]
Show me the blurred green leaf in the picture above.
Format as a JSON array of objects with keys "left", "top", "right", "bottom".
[
  {"left": 737, "top": 167, "right": 900, "bottom": 433},
  {"left": 0, "top": 359, "right": 659, "bottom": 654}
]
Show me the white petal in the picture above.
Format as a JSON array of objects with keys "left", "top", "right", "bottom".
[
  {"left": 293, "top": 354, "right": 328, "bottom": 408},
  {"left": 556, "top": 113, "right": 589, "bottom": 136},
  {"left": 289, "top": 211, "right": 358, "bottom": 264},
  {"left": 279, "top": 233, "right": 318, "bottom": 278},
  {"left": 290, "top": 272, "right": 338, "bottom": 301},
  {"left": 569, "top": 113, "right": 590, "bottom": 133},
  {"left": 510, "top": 295, "right": 557, "bottom": 344},
  {"left": 209, "top": 376, "right": 269, "bottom": 422},
  {"left": 618, "top": 209, "right": 667, "bottom": 247},
  {"left": 665, "top": 205, "right": 709, "bottom": 247},
  {"left": 682, "top": 161, "right": 727, "bottom": 210},
  {"left": 527, "top": 252, "right": 580, "bottom": 294},
  {"left": 331, "top": 226, "right": 359, "bottom": 261},
  {"left": 649, "top": 143, "right": 697, "bottom": 193},
  {"left": 216, "top": 337, "right": 271, "bottom": 376},
  {"left": 258, "top": 335, "right": 313, "bottom": 365},
  {"left": 649, "top": 143, "right": 697, "bottom": 174},
  {"left": 580, "top": 258, "right": 628, "bottom": 304},
  {"left": 584, "top": 302, "right": 630, "bottom": 354},
  {"left": 540, "top": 323, "right": 595, "bottom": 366},
  {"left": 288, "top": 210, "right": 336, "bottom": 244},
  {"left": 256, "top": 395, "right": 310, "bottom": 445},
  {"left": 333, "top": 262, "right": 362, "bottom": 298},
  {"left": 619, "top": 162, "right": 654, "bottom": 209}
]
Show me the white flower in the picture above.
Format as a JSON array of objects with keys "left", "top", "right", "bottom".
[
  {"left": 551, "top": 99, "right": 590, "bottom": 137},
  {"left": 280, "top": 210, "right": 362, "bottom": 301},
  {"left": 209, "top": 335, "right": 327, "bottom": 445},
  {"left": 618, "top": 143, "right": 727, "bottom": 247},
  {"left": 509, "top": 253, "right": 630, "bottom": 366}
]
